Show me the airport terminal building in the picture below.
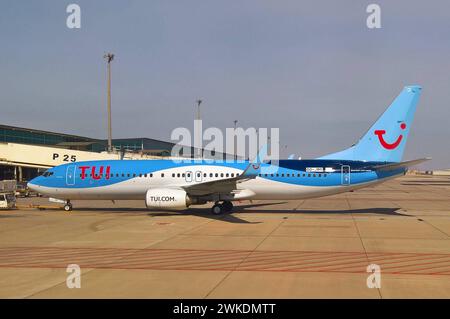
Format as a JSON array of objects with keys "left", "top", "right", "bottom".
[{"left": 0, "top": 124, "right": 179, "bottom": 182}]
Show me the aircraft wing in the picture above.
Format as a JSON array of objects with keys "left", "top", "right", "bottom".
[
  {"left": 181, "top": 166, "right": 259, "bottom": 196},
  {"left": 372, "top": 157, "right": 431, "bottom": 171},
  {"left": 181, "top": 177, "right": 242, "bottom": 196},
  {"left": 181, "top": 144, "right": 267, "bottom": 196}
]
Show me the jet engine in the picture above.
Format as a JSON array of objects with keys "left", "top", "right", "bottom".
[{"left": 145, "top": 188, "right": 190, "bottom": 210}]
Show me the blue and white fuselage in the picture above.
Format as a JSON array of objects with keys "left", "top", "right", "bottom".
[{"left": 28, "top": 159, "right": 405, "bottom": 201}]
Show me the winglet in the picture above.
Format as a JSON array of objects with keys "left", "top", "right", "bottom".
[
  {"left": 241, "top": 144, "right": 268, "bottom": 178},
  {"left": 254, "top": 144, "right": 268, "bottom": 163}
]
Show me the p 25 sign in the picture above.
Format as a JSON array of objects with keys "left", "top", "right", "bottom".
[{"left": 52, "top": 153, "right": 77, "bottom": 162}]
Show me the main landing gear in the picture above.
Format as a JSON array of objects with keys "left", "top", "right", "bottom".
[
  {"left": 64, "top": 200, "right": 73, "bottom": 212},
  {"left": 211, "top": 201, "right": 233, "bottom": 215}
]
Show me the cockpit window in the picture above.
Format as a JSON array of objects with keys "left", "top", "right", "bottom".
[{"left": 42, "top": 171, "right": 54, "bottom": 177}]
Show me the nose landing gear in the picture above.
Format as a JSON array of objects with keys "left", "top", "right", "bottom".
[{"left": 211, "top": 201, "right": 233, "bottom": 215}]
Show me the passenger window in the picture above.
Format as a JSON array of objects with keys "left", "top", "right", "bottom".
[
  {"left": 308, "top": 174, "right": 311, "bottom": 177},
  {"left": 210, "top": 173, "right": 213, "bottom": 177},
  {"left": 177, "top": 173, "right": 180, "bottom": 178},
  {"left": 215, "top": 173, "right": 218, "bottom": 177},
  {"left": 161, "top": 173, "right": 164, "bottom": 177},
  {"left": 139, "top": 174, "right": 142, "bottom": 177},
  {"left": 133, "top": 174, "right": 136, "bottom": 177},
  {"left": 226, "top": 173, "right": 229, "bottom": 177},
  {"left": 220, "top": 173, "right": 224, "bottom": 177},
  {"left": 313, "top": 174, "right": 316, "bottom": 177},
  {"left": 236, "top": 173, "right": 240, "bottom": 176},
  {"left": 172, "top": 173, "right": 175, "bottom": 177},
  {"left": 318, "top": 174, "right": 321, "bottom": 177},
  {"left": 281, "top": 174, "right": 284, "bottom": 177},
  {"left": 150, "top": 173, "right": 153, "bottom": 177},
  {"left": 182, "top": 173, "right": 185, "bottom": 177},
  {"left": 231, "top": 173, "right": 235, "bottom": 177},
  {"left": 203, "top": 173, "right": 207, "bottom": 177}
]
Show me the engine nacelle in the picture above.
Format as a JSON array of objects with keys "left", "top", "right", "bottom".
[{"left": 145, "top": 188, "right": 189, "bottom": 210}]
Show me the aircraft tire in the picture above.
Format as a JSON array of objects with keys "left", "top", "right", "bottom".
[{"left": 211, "top": 204, "right": 223, "bottom": 215}]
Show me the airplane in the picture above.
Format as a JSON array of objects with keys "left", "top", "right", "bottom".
[{"left": 28, "top": 85, "right": 429, "bottom": 215}]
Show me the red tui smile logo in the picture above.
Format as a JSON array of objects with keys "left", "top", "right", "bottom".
[{"left": 374, "top": 123, "right": 406, "bottom": 150}]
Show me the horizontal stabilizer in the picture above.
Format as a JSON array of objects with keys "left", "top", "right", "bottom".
[{"left": 372, "top": 157, "right": 431, "bottom": 171}]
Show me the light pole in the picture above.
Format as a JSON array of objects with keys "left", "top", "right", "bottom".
[
  {"left": 196, "top": 99, "right": 202, "bottom": 121},
  {"left": 233, "top": 120, "right": 238, "bottom": 160},
  {"left": 196, "top": 99, "right": 202, "bottom": 158},
  {"left": 104, "top": 53, "right": 114, "bottom": 152}
]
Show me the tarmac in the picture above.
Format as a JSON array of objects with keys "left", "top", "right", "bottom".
[{"left": 0, "top": 174, "right": 449, "bottom": 298}]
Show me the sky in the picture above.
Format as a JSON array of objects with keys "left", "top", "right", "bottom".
[{"left": 1, "top": 0, "right": 449, "bottom": 169}]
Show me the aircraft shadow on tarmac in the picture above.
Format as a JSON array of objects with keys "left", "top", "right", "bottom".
[
  {"left": 401, "top": 178, "right": 450, "bottom": 186},
  {"left": 149, "top": 202, "right": 286, "bottom": 224},
  {"left": 401, "top": 182, "right": 450, "bottom": 186},
  {"left": 148, "top": 202, "right": 409, "bottom": 223},
  {"left": 69, "top": 201, "right": 409, "bottom": 224}
]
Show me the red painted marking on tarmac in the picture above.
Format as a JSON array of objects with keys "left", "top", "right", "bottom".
[
  {"left": 261, "top": 252, "right": 369, "bottom": 271},
  {"left": 0, "top": 247, "right": 449, "bottom": 276},
  {"left": 384, "top": 258, "right": 450, "bottom": 274},
  {"left": 120, "top": 251, "right": 249, "bottom": 269},
  {"left": 193, "top": 253, "right": 326, "bottom": 269},
  {"left": 223, "top": 251, "right": 329, "bottom": 269},
  {"left": 322, "top": 253, "right": 439, "bottom": 272},
  {"left": 237, "top": 252, "right": 363, "bottom": 271}
]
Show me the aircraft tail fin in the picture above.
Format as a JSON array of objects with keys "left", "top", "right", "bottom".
[{"left": 319, "top": 85, "right": 422, "bottom": 162}]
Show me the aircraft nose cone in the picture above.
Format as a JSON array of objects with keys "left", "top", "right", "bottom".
[{"left": 27, "top": 180, "right": 39, "bottom": 191}]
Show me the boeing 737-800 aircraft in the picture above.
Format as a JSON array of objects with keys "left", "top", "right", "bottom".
[{"left": 28, "top": 86, "right": 429, "bottom": 214}]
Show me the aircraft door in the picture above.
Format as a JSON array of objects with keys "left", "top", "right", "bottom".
[
  {"left": 185, "top": 171, "right": 193, "bottom": 183},
  {"left": 66, "top": 165, "right": 76, "bottom": 186},
  {"left": 341, "top": 165, "right": 350, "bottom": 185},
  {"left": 195, "top": 171, "right": 202, "bottom": 182}
]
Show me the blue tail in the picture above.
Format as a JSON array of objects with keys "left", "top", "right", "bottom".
[{"left": 319, "top": 85, "right": 422, "bottom": 163}]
